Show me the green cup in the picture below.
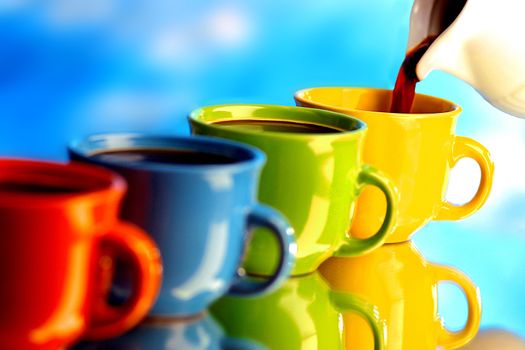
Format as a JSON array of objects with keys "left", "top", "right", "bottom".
[
  {"left": 189, "top": 105, "right": 398, "bottom": 275},
  {"left": 211, "top": 272, "right": 385, "bottom": 350}
]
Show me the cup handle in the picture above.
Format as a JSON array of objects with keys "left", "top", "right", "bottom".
[
  {"left": 330, "top": 291, "right": 386, "bottom": 350},
  {"left": 435, "top": 136, "right": 494, "bottom": 221},
  {"left": 228, "top": 204, "right": 296, "bottom": 296},
  {"left": 335, "top": 165, "right": 398, "bottom": 257},
  {"left": 83, "top": 222, "right": 162, "bottom": 340},
  {"left": 429, "top": 264, "right": 482, "bottom": 349}
]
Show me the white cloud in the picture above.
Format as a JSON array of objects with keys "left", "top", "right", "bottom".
[
  {"left": 205, "top": 6, "right": 251, "bottom": 47},
  {"left": 45, "top": 0, "right": 118, "bottom": 25},
  {"left": 80, "top": 88, "right": 193, "bottom": 129},
  {"left": 147, "top": 5, "right": 253, "bottom": 68},
  {"left": 445, "top": 157, "right": 481, "bottom": 205}
]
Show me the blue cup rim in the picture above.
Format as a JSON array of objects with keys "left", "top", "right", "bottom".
[{"left": 68, "top": 133, "right": 266, "bottom": 174}]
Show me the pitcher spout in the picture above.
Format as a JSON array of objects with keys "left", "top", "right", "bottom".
[
  {"left": 415, "top": 30, "right": 469, "bottom": 83},
  {"left": 409, "top": 0, "right": 470, "bottom": 81},
  {"left": 412, "top": 0, "right": 525, "bottom": 117}
]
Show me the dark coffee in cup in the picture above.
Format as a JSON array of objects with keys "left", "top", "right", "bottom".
[
  {"left": 0, "top": 182, "right": 79, "bottom": 195},
  {"left": 91, "top": 149, "right": 238, "bottom": 166},
  {"left": 213, "top": 119, "right": 345, "bottom": 134}
]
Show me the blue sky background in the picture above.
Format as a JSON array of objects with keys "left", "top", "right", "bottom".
[{"left": 1, "top": 0, "right": 525, "bottom": 337}]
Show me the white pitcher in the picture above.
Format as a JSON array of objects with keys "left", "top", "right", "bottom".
[{"left": 409, "top": 0, "right": 525, "bottom": 118}]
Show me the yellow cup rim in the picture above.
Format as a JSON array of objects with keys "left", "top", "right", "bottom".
[{"left": 294, "top": 86, "right": 462, "bottom": 119}]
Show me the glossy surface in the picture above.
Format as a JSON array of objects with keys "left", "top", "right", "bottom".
[
  {"left": 1, "top": 0, "right": 522, "bottom": 335},
  {"left": 189, "top": 104, "right": 398, "bottom": 275},
  {"left": 211, "top": 272, "right": 385, "bottom": 350},
  {"left": 69, "top": 134, "right": 296, "bottom": 317},
  {"left": 74, "top": 314, "right": 267, "bottom": 350},
  {"left": 0, "top": 159, "right": 162, "bottom": 350},
  {"left": 319, "top": 241, "right": 481, "bottom": 349},
  {"left": 295, "top": 87, "right": 494, "bottom": 242}
]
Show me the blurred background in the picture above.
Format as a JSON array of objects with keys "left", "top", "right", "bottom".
[{"left": 1, "top": 0, "right": 524, "bottom": 338}]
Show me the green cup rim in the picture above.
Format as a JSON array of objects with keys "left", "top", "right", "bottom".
[{"left": 188, "top": 104, "right": 367, "bottom": 140}]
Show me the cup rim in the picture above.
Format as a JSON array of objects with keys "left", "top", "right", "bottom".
[
  {"left": 294, "top": 87, "right": 462, "bottom": 119},
  {"left": 0, "top": 158, "right": 126, "bottom": 207},
  {"left": 68, "top": 133, "right": 266, "bottom": 174},
  {"left": 188, "top": 104, "right": 367, "bottom": 140}
]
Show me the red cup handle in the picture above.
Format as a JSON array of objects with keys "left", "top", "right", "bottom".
[{"left": 84, "top": 222, "right": 162, "bottom": 340}]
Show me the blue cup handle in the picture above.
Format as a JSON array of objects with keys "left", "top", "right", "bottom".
[{"left": 227, "top": 204, "right": 296, "bottom": 296}]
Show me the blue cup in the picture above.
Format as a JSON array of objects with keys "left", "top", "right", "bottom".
[
  {"left": 73, "top": 314, "right": 267, "bottom": 350},
  {"left": 69, "top": 134, "right": 296, "bottom": 316}
]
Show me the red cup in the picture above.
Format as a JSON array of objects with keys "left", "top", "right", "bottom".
[{"left": 0, "top": 159, "right": 162, "bottom": 350}]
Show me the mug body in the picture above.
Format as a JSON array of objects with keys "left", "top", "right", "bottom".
[
  {"left": 296, "top": 87, "right": 460, "bottom": 242},
  {"left": 189, "top": 105, "right": 366, "bottom": 275},
  {"left": 211, "top": 272, "right": 344, "bottom": 350},
  {"left": 320, "top": 241, "right": 441, "bottom": 349},
  {"left": 69, "top": 134, "right": 266, "bottom": 316},
  {"left": 0, "top": 159, "right": 125, "bottom": 350}
]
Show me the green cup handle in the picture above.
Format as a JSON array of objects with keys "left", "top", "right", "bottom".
[
  {"left": 335, "top": 165, "right": 398, "bottom": 257},
  {"left": 330, "top": 291, "right": 386, "bottom": 350}
]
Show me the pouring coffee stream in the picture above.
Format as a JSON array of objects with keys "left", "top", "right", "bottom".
[
  {"left": 390, "top": 35, "right": 436, "bottom": 113},
  {"left": 402, "top": 0, "right": 525, "bottom": 117},
  {"left": 391, "top": 0, "right": 465, "bottom": 113}
]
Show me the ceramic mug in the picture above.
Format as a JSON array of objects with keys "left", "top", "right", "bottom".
[
  {"left": 295, "top": 87, "right": 494, "bottom": 243},
  {"left": 320, "top": 241, "right": 481, "bottom": 350},
  {"left": 69, "top": 134, "right": 296, "bottom": 317},
  {"left": 211, "top": 271, "right": 385, "bottom": 350},
  {"left": 74, "top": 314, "right": 267, "bottom": 350},
  {"left": 0, "top": 159, "right": 162, "bottom": 350},
  {"left": 189, "top": 104, "right": 398, "bottom": 275}
]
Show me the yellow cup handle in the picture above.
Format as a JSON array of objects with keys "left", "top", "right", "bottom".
[
  {"left": 335, "top": 165, "right": 398, "bottom": 257},
  {"left": 435, "top": 136, "right": 494, "bottom": 221},
  {"left": 429, "top": 264, "right": 482, "bottom": 349}
]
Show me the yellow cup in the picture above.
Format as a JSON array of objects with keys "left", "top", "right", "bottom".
[
  {"left": 319, "top": 241, "right": 481, "bottom": 350},
  {"left": 295, "top": 87, "right": 494, "bottom": 243}
]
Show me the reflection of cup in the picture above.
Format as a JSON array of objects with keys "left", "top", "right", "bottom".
[
  {"left": 295, "top": 87, "right": 494, "bottom": 243},
  {"left": 74, "top": 314, "right": 267, "bottom": 350},
  {"left": 0, "top": 159, "right": 162, "bottom": 350},
  {"left": 189, "top": 105, "right": 398, "bottom": 275},
  {"left": 211, "top": 271, "right": 385, "bottom": 350},
  {"left": 320, "top": 241, "right": 481, "bottom": 349},
  {"left": 69, "top": 134, "right": 296, "bottom": 317}
]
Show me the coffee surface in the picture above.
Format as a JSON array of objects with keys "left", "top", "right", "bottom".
[
  {"left": 0, "top": 182, "right": 79, "bottom": 195},
  {"left": 214, "top": 119, "right": 344, "bottom": 134},
  {"left": 92, "top": 148, "right": 238, "bottom": 165}
]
